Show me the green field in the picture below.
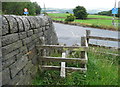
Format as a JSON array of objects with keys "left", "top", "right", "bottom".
[
  {"left": 87, "top": 15, "right": 113, "bottom": 19},
  {"left": 52, "top": 17, "right": 116, "bottom": 26},
  {"left": 48, "top": 13, "right": 118, "bottom": 30},
  {"left": 33, "top": 47, "right": 118, "bottom": 85},
  {"left": 48, "top": 13, "right": 114, "bottom": 19},
  {"left": 48, "top": 13, "right": 68, "bottom": 18}
]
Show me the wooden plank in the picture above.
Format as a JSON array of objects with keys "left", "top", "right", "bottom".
[
  {"left": 85, "top": 37, "right": 88, "bottom": 70},
  {"left": 60, "top": 62, "right": 66, "bottom": 77},
  {"left": 84, "top": 52, "right": 88, "bottom": 72},
  {"left": 40, "top": 56, "right": 87, "bottom": 64},
  {"left": 36, "top": 45, "right": 88, "bottom": 51},
  {"left": 42, "top": 65, "right": 87, "bottom": 72},
  {"left": 62, "top": 52, "right": 66, "bottom": 58},
  {"left": 60, "top": 52, "right": 66, "bottom": 78},
  {"left": 87, "top": 36, "right": 120, "bottom": 42},
  {"left": 89, "top": 44, "right": 120, "bottom": 50}
]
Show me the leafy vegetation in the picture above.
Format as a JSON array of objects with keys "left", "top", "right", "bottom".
[
  {"left": 97, "top": 10, "right": 112, "bottom": 16},
  {"left": 2, "top": 2, "right": 41, "bottom": 15},
  {"left": 73, "top": 6, "right": 88, "bottom": 19},
  {"left": 64, "top": 14, "right": 75, "bottom": 23},
  {"left": 96, "top": 8, "right": 120, "bottom": 17},
  {"left": 33, "top": 47, "right": 118, "bottom": 85}
]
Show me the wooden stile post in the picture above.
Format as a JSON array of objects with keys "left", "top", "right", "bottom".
[
  {"left": 86, "top": 30, "right": 91, "bottom": 45},
  {"left": 60, "top": 52, "right": 66, "bottom": 78},
  {"left": 40, "top": 37, "right": 45, "bottom": 56},
  {"left": 81, "top": 37, "right": 88, "bottom": 69},
  {"left": 39, "top": 37, "right": 46, "bottom": 71}
]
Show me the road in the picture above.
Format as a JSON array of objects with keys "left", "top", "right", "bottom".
[{"left": 54, "top": 22, "right": 119, "bottom": 48}]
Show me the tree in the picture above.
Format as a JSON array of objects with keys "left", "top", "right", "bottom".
[
  {"left": 97, "top": 10, "right": 112, "bottom": 16},
  {"left": 66, "top": 11, "right": 69, "bottom": 14},
  {"left": 2, "top": 2, "right": 41, "bottom": 15},
  {"left": 73, "top": 6, "right": 88, "bottom": 19},
  {"left": 97, "top": 8, "right": 120, "bottom": 17},
  {"left": 32, "top": 2, "right": 41, "bottom": 15}
]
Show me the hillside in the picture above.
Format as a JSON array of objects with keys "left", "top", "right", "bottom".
[{"left": 41, "top": 8, "right": 111, "bottom": 14}]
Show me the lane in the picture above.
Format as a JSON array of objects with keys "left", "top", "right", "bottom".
[
  {"left": 54, "top": 22, "right": 86, "bottom": 45},
  {"left": 54, "top": 22, "right": 119, "bottom": 48}
]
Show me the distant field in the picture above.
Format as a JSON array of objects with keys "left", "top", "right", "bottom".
[
  {"left": 48, "top": 13, "right": 118, "bottom": 30},
  {"left": 48, "top": 13, "right": 67, "bottom": 18},
  {"left": 48, "top": 13, "right": 114, "bottom": 19},
  {"left": 87, "top": 15, "right": 113, "bottom": 19}
]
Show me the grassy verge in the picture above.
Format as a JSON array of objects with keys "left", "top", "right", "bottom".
[
  {"left": 52, "top": 18, "right": 118, "bottom": 31},
  {"left": 32, "top": 47, "right": 118, "bottom": 85},
  {"left": 48, "top": 13, "right": 118, "bottom": 31}
]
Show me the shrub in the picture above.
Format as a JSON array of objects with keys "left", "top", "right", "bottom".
[{"left": 64, "top": 14, "right": 75, "bottom": 23}]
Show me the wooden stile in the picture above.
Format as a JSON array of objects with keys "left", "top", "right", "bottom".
[{"left": 38, "top": 35, "right": 88, "bottom": 77}]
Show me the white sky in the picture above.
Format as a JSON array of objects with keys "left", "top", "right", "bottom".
[{"left": 31, "top": 0, "right": 120, "bottom": 10}]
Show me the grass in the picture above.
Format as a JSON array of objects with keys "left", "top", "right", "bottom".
[
  {"left": 48, "top": 13, "right": 68, "bottom": 18},
  {"left": 48, "top": 13, "right": 118, "bottom": 30},
  {"left": 48, "top": 13, "right": 114, "bottom": 19},
  {"left": 87, "top": 15, "right": 113, "bottom": 19},
  {"left": 32, "top": 47, "right": 118, "bottom": 85},
  {"left": 75, "top": 19, "right": 117, "bottom": 26}
]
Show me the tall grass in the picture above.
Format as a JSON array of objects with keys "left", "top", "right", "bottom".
[{"left": 32, "top": 47, "right": 118, "bottom": 85}]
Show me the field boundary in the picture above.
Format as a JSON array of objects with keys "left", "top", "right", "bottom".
[
  {"left": 50, "top": 16, "right": 118, "bottom": 20},
  {"left": 52, "top": 20, "right": 118, "bottom": 31}
]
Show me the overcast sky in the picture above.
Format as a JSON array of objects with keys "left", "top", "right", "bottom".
[{"left": 31, "top": 0, "right": 120, "bottom": 10}]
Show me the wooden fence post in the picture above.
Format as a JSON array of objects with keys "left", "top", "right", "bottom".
[
  {"left": 60, "top": 52, "right": 66, "bottom": 78},
  {"left": 39, "top": 37, "right": 46, "bottom": 71},
  {"left": 81, "top": 37, "right": 88, "bottom": 69},
  {"left": 86, "top": 30, "right": 91, "bottom": 45},
  {"left": 40, "top": 37, "right": 46, "bottom": 56}
]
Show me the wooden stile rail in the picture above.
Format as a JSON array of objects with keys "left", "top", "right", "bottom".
[
  {"left": 37, "top": 45, "right": 88, "bottom": 51},
  {"left": 86, "top": 30, "right": 120, "bottom": 44},
  {"left": 87, "top": 36, "right": 120, "bottom": 42},
  {"left": 86, "top": 30, "right": 120, "bottom": 49},
  {"left": 41, "top": 56, "right": 87, "bottom": 64},
  {"left": 42, "top": 65, "right": 87, "bottom": 71}
]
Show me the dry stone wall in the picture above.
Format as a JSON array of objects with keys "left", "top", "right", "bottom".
[
  {"left": 0, "top": 15, "right": 2, "bottom": 87},
  {"left": 1, "top": 15, "right": 58, "bottom": 86}
]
